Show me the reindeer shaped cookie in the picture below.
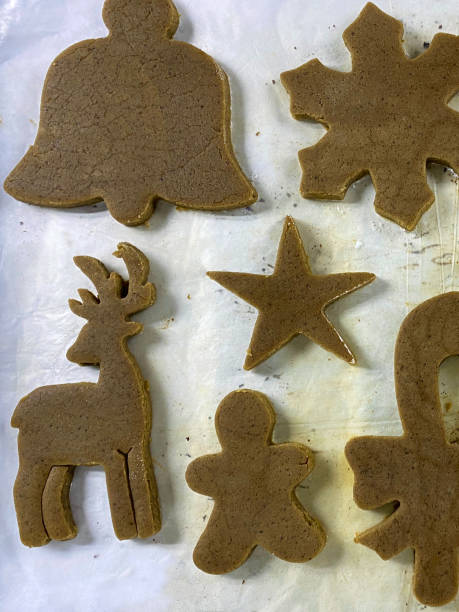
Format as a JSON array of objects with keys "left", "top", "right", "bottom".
[
  {"left": 346, "top": 292, "right": 459, "bottom": 606},
  {"left": 186, "top": 390, "right": 326, "bottom": 573},
  {"left": 12, "top": 243, "right": 160, "bottom": 547}
]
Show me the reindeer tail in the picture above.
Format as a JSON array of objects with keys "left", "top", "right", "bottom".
[{"left": 11, "top": 393, "right": 34, "bottom": 428}]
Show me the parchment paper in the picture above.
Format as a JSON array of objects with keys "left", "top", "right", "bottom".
[{"left": 1, "top": 0, "right": 458, "bottom": 610}]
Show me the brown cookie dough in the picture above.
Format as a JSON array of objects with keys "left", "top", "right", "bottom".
[
  {"left": 4, "top": 0, "right": 257, "bottom": 225},
  {"left": 11, "top": 243, "right": 160, "bottom": 546},
  {"left": 208, "top": 216, "right": 375, "bottom": 369},
  {"left": 185, "top": 389, "right": 326, "bottom": 573},
  {"left": 346, "top": 292, "right": 459, "bottom": 607},
  {"left": 281, "top": 2, "right": 459, "bottom": 231}
]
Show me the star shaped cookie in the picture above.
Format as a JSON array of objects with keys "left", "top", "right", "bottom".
[
  {"left": 208, "top": 216, "right": 375, "bottom": 369},
  {"left": 281, "top": 2, "right": 459, "bottom": 230}
]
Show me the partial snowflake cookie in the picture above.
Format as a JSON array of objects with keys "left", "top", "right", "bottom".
[
  {"left": 346, "top": 293, "right": 459, "bottom": 606},
  {"left": 281, "top": 2, "right": 459, "bottom": 231}
]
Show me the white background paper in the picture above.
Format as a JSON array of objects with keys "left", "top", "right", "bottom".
[{"left": 1, "top": 0, "right": 459, "bottom": 610}]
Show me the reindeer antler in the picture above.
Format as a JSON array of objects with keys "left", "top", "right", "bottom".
[
  {"left": 69, "top": 256, "right": 121, "bottom": 319},
  {"left": 114, "top": 243, "right": 156, "bottom": 315},
  {"left": 69, "top": 244, "right": 155, "bottom": 319}
]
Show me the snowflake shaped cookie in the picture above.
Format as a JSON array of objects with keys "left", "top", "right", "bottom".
[{"left": 281, "top": 2, "right": 459, "bottom": 230}]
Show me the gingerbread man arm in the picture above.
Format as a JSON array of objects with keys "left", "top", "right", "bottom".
[
  {"left": 192, "top": 503, "right": 256, "bottom": 574},
  {"left": 267, "top": 443, "right": 314, "bottom": 487},
  {"left": 185, "top": 454, "right": 222, "bottom": 497}
]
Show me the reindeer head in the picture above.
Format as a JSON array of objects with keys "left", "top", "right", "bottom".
[{"left": 66, "top": 243, "right": 155, "bottom": 365}]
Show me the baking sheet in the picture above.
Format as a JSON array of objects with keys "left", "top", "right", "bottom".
[{"left": 1, "top": 0, "right": 458, "bottom": 610}]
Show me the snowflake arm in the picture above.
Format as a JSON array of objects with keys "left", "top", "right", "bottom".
[
  {"left": 281, "top": 59, "right": 350, "bottom": 125},
  {"left": 342, "top": 2, "right": 406, "bottom": 71},
  {"left": 299, "top": 131, "right": 368, "bottom": 199},
  {"left": 415, "top": 33, "right": 459, "bottom": 102}
]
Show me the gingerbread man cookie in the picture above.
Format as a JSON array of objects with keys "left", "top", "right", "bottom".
[
  {"left": 208, "top": 216, "right": 375, "bottom": 369},
  {"left": 4, "top": 0, "right": 257, "bottom": 225},
  {"left": 346, "top": 292, "right": 459, "bottom": 606},
  {"left": 186, "top": 390, "right": 326, "bottom": 573},
  {"left": 12, "top": 243, "right": 160, "bottom": 546},
  {"left": 281, "top": 2, "right": 459, "bottom": 230}
]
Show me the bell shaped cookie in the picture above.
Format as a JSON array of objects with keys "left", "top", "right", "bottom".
[
  {"left": 4, "top": 0, "right": 257, "bottom": 225},
  {"left": 281, "top": 2, "right": 459, "bottom": 230},
  {"left": 346, "top": 293, "right": 459, "bottom": 606},
  {"left": 186, "top": 389, "right": 326, "bottom": 573}
]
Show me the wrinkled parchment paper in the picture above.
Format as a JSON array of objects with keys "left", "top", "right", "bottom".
[{"left": 1, "top": 0, "right": 458, "bottom": 610}]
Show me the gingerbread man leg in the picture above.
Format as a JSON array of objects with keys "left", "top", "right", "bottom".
[
  {"left": 192, "top": 504, "right": 255, "bottom": 574},
  {"left": 257, "top": 497, "right": 325, "bottom": 563}
]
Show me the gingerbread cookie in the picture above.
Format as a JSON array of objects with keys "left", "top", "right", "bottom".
[
  {"left": 281, "top": 2, "right": 459, "bottom": 231},
  {"left": 4, "top": 0, "right": 257, "bottom": 225},
  {"left": 12, "top": 243, "right": 160, "bottom": 546},
  {"left": 346, "top": 292, "right": 459, "bottom": 606},
  {"left": 208, "top": 216, "right": 375, "bottom": 369},
  {"left": 186, "top": 390, "right": 326, "bottom": 573}
]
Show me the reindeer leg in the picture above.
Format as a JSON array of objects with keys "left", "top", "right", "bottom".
[
  {"left": 105, "top": 451, "right": 137, "bottom": 540},
  {"left": 42, "top": 466, "right": 77, "bottom": 541},
  {"left": 14, "top": 461, "right": 51, "bottom": 547},
  {"left": 127, "top": 444, "right": 161, "bottom": 538}
]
